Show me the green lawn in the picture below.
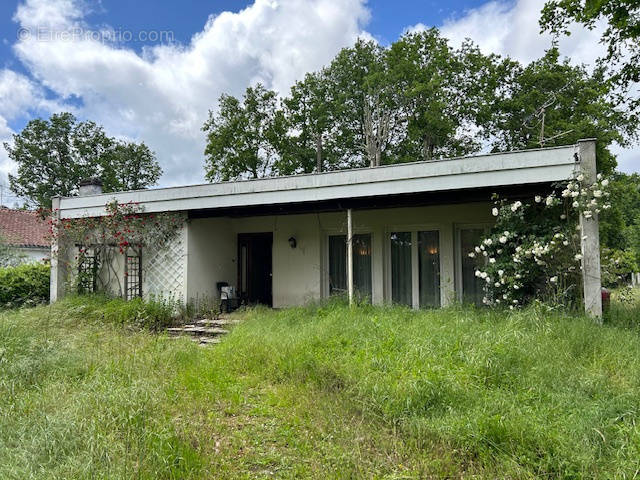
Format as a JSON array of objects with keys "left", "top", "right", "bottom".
[{"left": 1, "top": 297, "right": 640, "bottom": 479}]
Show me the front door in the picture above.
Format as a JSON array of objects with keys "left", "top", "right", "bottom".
[{"left": 238, "top": 232, "right": 273, "bottom": 306}]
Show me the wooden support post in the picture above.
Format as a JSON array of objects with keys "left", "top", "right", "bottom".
[
  {"left": 578, "top": 139, "right": 603, "bottom": 321},
  {"left": 347, "top": 208, "right": 354, "bottom": 306}
]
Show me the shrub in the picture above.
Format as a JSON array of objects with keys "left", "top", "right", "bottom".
[
  {"left": 78, "top": 294, "right": 180, "bottom": 331},
  {"left": 0, "top": 263, "right": 50, "bottom": 308}
]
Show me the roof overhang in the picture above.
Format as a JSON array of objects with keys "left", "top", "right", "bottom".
[{"left": 57, "top": 144, "right": 579, "bottom": 219}]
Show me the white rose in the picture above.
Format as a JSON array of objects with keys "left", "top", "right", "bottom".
[
  {"left": 572, "top": 201, "right": 579, "bottom": 208},
  {"left": 546, "top": 196, "right": 554, "bottom": 206},
  {"left": 492, "top": 207, "right": 499, "bottom": 216},
  {"left": 468, "top": 252, "right": 476, "bottom": 258},
  {"left": 498, "top": 269, "right": 504, "bottom": 276},
  {"left": 577, "top": 174, "right": 584, "bottom": 182},
  {"left": 593, "top": 190, "right": 602, "bottom": 198},
  {"left": 574, "top": 254, "right": 583, "bottom": 261},
  {"left": 499, "top": 236, "right": 507, "bottom": 244},
  {"left": 489, "top": 258, "right": 496, "bottom": 264},
  {"left": 550, "top": 276, "right": 558, "bottom": 283},
  {"left": 601, "top": 179, "right": 609, "bottom": 187},
  {"left": 535, "top": 196, "right": 542, "bottom": 203}
]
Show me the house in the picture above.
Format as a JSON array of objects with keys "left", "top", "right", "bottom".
[
  {"left": 0, "top": 207, "right": 50, "bottom": 263},
  {"left": 49, "top": 140, "right": 603, "bottom": 317}
]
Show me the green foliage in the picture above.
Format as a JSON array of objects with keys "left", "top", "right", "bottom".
[
  {"left": 0, "top": 263, "right": 50, "bottom": 308},
  {"left": 203, "top": 33, "right": 637, "bottom": 182},
  {"left": 600, "top": 172, "right": 640, "bottom": 266},
  {"left": 203, "top": 84, "right": 282, "bottom": 181},
  {"left": 488, "top": 47, "right": 635, "bottom": 175},
  {"left": 103, "top": 140, "right": 162, "bottom": 192},
  {"left": 601, "top": 248, "right": 637, "bottom": 288},
  {"left": 540, "top": 0, "right": 640, "bottom": 111},
  {"left": 3, "top": 299, "right": 640, "bottom": 477},
  {"left": 74, "top": 294, "right": 180, "bottom": 330},
  {"left": 471, "top": 173, "right": 612, "bottom": 308},
  {"left": 4, "top": 112, "right": 163, "bottom": 208}
]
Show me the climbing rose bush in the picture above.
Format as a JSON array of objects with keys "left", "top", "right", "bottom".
[{"left": 469, "top": 173, "right": 611, "bottom": 309}]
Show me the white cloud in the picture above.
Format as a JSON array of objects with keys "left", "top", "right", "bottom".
[
  {"left": 6, "top": 0, "right": 370, "bottom": 186},
  {"left": 436, "top": 0, "right": 606, "bottom": 66},
  {"left": 0, "top": 68, "right": 65, "bottom": 200}
]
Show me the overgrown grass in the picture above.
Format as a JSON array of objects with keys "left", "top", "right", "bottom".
[{"left": 1, "top": 296, "right": 640, "bottom": 478}]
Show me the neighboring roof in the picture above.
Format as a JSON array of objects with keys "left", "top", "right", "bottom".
[
  {"left": 58, "top": 143, "right": 580, "bottom": 219},
  {"left": 0, "top": 208, "right": 50, "bottom": 248}
]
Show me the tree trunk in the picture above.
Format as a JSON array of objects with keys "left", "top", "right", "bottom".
[{"left": 316, "top": 134, "right": 323, "bottom": 172}]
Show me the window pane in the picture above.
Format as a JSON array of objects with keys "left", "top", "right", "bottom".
[
  {"left": 329, "top": 234, "right": 372, "bottom": 301},
  {"left": 390, "top": 232, "right": 412, "bottom": 306},
  {"left": 329, "top": 235, "right": 346, "bottom": 295},
  {"left": 460, "top": 228, "right": 485, "bottom": 306},
  {"left": 353, "top": 234, "right": 372, "bottom": 301},
  {"left": 419, "top": 231, "right": 440, "bottom": 308}
]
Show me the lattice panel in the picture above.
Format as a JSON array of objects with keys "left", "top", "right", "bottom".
[{"left": 142, "top": 228, "right": 186, "bottom": 302}]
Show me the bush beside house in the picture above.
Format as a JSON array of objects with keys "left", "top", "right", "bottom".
[{"left": 0, "top": 263, "right": 50, "bottom": 308}]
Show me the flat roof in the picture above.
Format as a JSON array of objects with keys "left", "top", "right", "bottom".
[{"left": 58, "top": 144, "right": 579, "bottom": 219}]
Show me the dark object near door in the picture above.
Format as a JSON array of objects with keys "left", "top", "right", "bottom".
[{"left": 238, "top": 232, "right": 273, "bottom": 306}]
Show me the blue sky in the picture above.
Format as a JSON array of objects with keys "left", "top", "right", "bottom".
[{"left": 0, "top": 0, "right": 636, "bottom": 194}]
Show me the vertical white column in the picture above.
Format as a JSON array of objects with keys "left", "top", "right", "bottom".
[
  {"left": 578, "top": 139, "right": 603, "bottom": 320},
  {"left": 347, "top": 208, "right": 354, "bottom": 306},
  {"left": 49, "top": 196, "right": 65, "bottom": 303}
]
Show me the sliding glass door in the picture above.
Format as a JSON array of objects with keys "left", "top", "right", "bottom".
[
  {"left": 390, "top": 232, "right": 412, "bottom": 306},
  {"left": 328, "top": 233, "right": 372, "bottom": 301},
  {"left": 419, "top": 231, "right": 441, "bottom": 308},
  {"left": 389, "top": 230, "right": 440, "bottom": 308}
]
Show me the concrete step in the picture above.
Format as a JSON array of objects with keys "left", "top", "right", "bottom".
[
  {"left": 167, "top": 326, "right": 229, "bottom": 336},
  {"left": 195, "top": 319, "right": 234, "bottom": 327}
]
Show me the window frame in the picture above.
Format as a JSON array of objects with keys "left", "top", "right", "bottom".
[{"left": 323, "top": 229, "right": 375, "bottom": 301}]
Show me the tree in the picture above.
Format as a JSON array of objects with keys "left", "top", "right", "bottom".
[
  {"left": 104, "top": 141, "right": 162, "bottom": 192},
  {"left": 203, "top": 84, "right": 281, "bottom": 181},
  {"left": 488, "top": 48, "right": 637, "bottom": 175},
  {"left": 5, "top": 113, "right": 163, "bottom": 208},
  {"left": 325, "top": 39, "right": 402, "bottom": 168},
  {"left": 276, "top": 71, "right": 336, "bottom": 174},
  {"left": 540, "top": 0, "right": 640, "bottom": 110},
  {"left": 387, "top": 30, "right": 495, "bottom": 162}
]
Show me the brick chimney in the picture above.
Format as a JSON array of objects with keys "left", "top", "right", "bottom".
[{"left": 78, "top": 178, "right": 103, "bottom": 196}]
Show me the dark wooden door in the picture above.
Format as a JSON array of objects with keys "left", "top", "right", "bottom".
[{"left": 238, "top": 232, "right": 273, "bottom": 306}]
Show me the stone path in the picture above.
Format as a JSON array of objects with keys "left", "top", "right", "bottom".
[{"left": 166, "top": 317, "right": 240, "bottom": 346}]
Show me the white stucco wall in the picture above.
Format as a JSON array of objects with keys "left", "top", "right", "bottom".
[
  {"left": 185, "top": 202, "right": 494, "bottom": 308},
  {"left": 186, "top": 217, "right": 236, "bottom": 302}
]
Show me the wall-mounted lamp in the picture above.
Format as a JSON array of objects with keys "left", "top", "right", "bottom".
[{"left": 288, "top": 236, "right": 297, "bottom": 249}]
